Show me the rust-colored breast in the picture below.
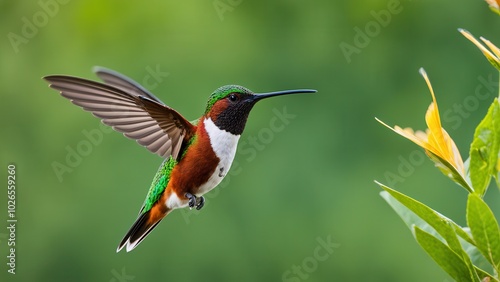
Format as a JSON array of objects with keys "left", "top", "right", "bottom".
[{"left": 167, "top": 120, "right": 220, "bottom": 198}]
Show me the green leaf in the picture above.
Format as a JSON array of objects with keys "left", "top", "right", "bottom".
[
  {"left": 489, "top": 5, "right": 500, "bottom": 16},
  {"left": 466, "top": 194, "right": 500, "bottom": 273},
  {"left": 461, "top": 229, "right": 498, "bottom": 279},
  {"left": 380, "top": 189, "right": 439, "bottom": 234},
  {"left": 414, "top": 226, "right": 480, "bottom": 282},
  {"left": 474, "top": 266, "right": 500, "bottom": 282},
  {"left": 486, "top": 57, "right": 500, "bottom": 72},
  {"left": 378, "top": 182, "right": 474, "bottom": 246},
  {"left": 495, "top": 152, "right": 500, "bottom": 190},
  {"left": 469, "top": 98, "right": 500, "bottom": 196},
  {"left": 379, "top": 183, "right": 481, "bottom": 280}
]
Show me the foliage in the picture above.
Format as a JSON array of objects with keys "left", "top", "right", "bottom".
[{"left": 376, "top": 11, "right": 500, "bottom": 281}]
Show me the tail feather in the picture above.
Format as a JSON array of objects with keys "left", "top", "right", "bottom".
[{"left": 116, "top": 207, "right": 170, "bottom": 252}]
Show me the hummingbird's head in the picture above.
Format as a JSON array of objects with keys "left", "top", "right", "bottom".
[{"left": 204, "top": 85, "right": 316, "bottom": 135}]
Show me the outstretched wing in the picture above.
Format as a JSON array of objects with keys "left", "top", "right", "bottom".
[
  {"left": 44, "top": 74, "right": 196, "bottom": 159},
  {"left": 92, "top": 66, "right": 163, "bottom": 104}
]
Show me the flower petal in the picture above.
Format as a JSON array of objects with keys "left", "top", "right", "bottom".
[
  {"left": 485, "top": 0, "right": 500, "bottom": 15},
  {"left": 419, "top": 69, "right": 465, "bottom": 175},
  {"left": 375, "top": 118, "right": 427, "bottom": 148},
  {"left": 480, "top": 37, "right": 500, "bottom": 60},
  {"left": 485, "top": 0, "right": 499, "bottom": 9},
  {"left": 460, "top": 29, "right": 500, "bottom": 71},
  {"left": 420, "top": 70, "right": 450, "bottom": 157}
]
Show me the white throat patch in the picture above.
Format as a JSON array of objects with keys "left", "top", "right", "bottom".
[{"left": 197, "top": 118, "right": 241, "bottom": 195}]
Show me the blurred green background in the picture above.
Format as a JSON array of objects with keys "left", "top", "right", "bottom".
[{"left": 1, "top": 0, "right": 499, "bottom": 281}]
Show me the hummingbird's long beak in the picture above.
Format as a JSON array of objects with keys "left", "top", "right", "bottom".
[{"left": 252, "top": 89, "right": 317, "bottom": 102}]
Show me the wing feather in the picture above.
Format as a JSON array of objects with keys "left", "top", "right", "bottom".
[
  {"left": 44, "top": 72, "right": 195, "bottom": 159},
  {"left": 93, "top": 66, "right": 163, "bottom": 104}
]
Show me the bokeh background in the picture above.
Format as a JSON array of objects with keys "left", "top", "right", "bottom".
[{"left": 1, "top": 0, "right": 499, "bottom": 281}]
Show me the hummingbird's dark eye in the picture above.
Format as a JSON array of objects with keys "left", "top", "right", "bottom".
[{"left": 228, "top": 93, "right": 238, "bottom": 102}]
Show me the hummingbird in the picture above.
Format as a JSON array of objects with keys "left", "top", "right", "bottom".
[{"left": 43, "top": 67, "right": 316, "bottom": 252}]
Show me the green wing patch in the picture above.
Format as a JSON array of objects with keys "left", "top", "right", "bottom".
[{"left": 141, "top": 156, "right": 177, "bottom": 214}]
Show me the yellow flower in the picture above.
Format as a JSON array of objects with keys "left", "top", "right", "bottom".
[
  {"left": 460, "top": 28, "right": 500, "bottom": 71},
  {"left": 376, "top": 68, "right": 471, "bottom": 191}
]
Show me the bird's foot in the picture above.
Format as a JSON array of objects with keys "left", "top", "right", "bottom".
[
  {"left": 195, "top": 196, "right": 205, "bottom": 210},
  {"left": 185, "top": 192, "right": 205, "bottom": 210}
]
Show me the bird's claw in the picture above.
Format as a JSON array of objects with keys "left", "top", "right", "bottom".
[
  {"left": 186, "top": 192, "right": 196, "bottom": 208},
  {"left": 195, "top": 196, "right": 205, "bottom": 210},
  {"left": 185, "top": 192, "right": 205, "bottom": 210}
]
